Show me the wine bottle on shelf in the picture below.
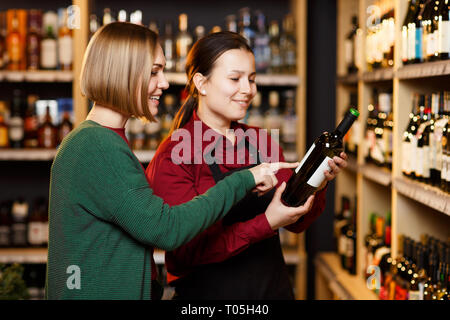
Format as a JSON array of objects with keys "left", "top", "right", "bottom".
[
  {"left": 345, "top": 15, "right": 359, "bottom": 74},
  {"left": 89, "top": 14, "right": 99, "bottom": 38},
  {"left": 238, "top": 7, "right": 255, "bottom": 49},
  {"left": 439, "top": 0, "right": 450, "bottom": 60},
  {"left": 9, "top": 89, "right": 25, "bottom": 149},
  {"left": 253, "top": 10, "right": 270, "bottom": 74},
  {"left": 246, "top": 92, "right": 264, "bottom": 129},
  {"left": 264, "top": 91, "right": 283, "bottom": 133},
  {"left": 225, "top": 14, "right": 238, "bottom": 33},
  {"left": 364, "top": 93, "right": 378, "bottom": 164},
  {"left": 58, "top": 8, "right": 73, "bottom": 71},
  {"left": 160, "top": 94, "right": 176, "bottom": 141},
  {"left": 58, "top": 106, "right": 73, "bottom": 145},
  {"left": 402, "top": 0, "right": 417, "bottom": 65},
  {"left": 24, "top": 95, "right": 39, "bottom": 148},
  {"left": 175, "top": 13, "right": 193, "bottom": 73},
  {"left": 268, "top": 20, "right": 282, "bottom": 74},
  {"left": 280, "top": 13, "right": 296, "bottom": 74},
  {"left": 344, "top": 200, "right": 357, "bottom": 275},
  {"left": 430, "top": 93, "right": 444, "bottom": 186},
  {"left": 6, "top": 10, "right": 23, "bottom": 71},
  {"left": 281, "top": 90, "right": 297, "bottom": 153},
  {"left": 334, "top": 196, "right": 351, "bottom": 266},
  {"left": 26, "top": 10, "right": 41, "bottom": 71},
  {"left": 409, "top": 245, "right": 427, "bottom": 300},
  {"left": 416, "top": 101, "right": 432, "bottom": 183},
  {"left": 0, "top": 102, "right": 8, "bottom": 148},
  {"left": 40, "top": 12, "right": 58, "bottom": 70},
  {"left": 412, "top": 0, "right": 427, "bottom": 64},
  {"left": 0, "top": 12, "right": 7, "bottom": 70},
  {"left": 161, "top": 21, "right": 175, "bottom": 72},
  {"left": 411, "top": 95, "right": 426, "bottom": 180},
  {"left": 281, "top": 108, "right": 359, "bottom": 207},
  {"left": 423, "top": 249, "right": 439, "bottom": 299},
  {"left": 11, "top": 198, "right": 28, "bottom": 247},
  {"left": 144, "top": 115, "right": 161, "bottom": 150},
  {"left": 421, "top": 0, "right": 434, "bottom": 62},
  {"left": 0, "top": 201, "right": 12, "bottom": 247},
  {"left": 38, "top": 105, "right": 57, "bottom": 148}
]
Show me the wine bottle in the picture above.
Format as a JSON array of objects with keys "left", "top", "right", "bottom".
[
  {"left": 439, "top": 0, "right": 450, "bottom": 60},
  {"left": 402, "top": 0, "right": 417, "bottom": 65},
  {"left": 281, "top": 108, "right": 359, "bottom": 207}
]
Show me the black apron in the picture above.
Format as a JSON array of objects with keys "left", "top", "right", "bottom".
[{"left": 173, "top": 138, "right": 294, "bottom": 300}]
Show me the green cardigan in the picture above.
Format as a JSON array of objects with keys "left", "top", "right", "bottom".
[{"left": 45, "top": 120, "right": 256, "bottom": 300}]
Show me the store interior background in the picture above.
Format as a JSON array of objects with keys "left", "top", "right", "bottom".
[{"left": 0, "top": 0, "right": 338, "bottom": 300}]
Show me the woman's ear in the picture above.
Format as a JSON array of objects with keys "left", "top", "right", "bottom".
[{"left": 193, "top": 73, "right": 207, "bottom": 95}]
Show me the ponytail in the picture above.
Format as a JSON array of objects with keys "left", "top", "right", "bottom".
[{"left": 169, "top": 95, "right": 197, "bottom": 135}]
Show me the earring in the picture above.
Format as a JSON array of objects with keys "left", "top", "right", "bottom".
[{"left": 201, "top": 90, "right": 206, "bottom": 95}]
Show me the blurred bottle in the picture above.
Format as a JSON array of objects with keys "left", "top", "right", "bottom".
[
  {"left": 102, "top": 8, "right": 114, "bottom": 26},
  {"left": 58, "top": 106, "right": 73, "bottom": 145},
  {"left": 144, "top": 117, "right": 161, "bottom": 150},
  {"left": 246, "top": 92, "right": 264, "bottom": 129},
  {"left": 345, "top": 15, "right": 359, "bottom": 74},
  {"left": 0, "top": 101, "right": 9, "bottom": 148},
  {"left": 225, "top": 14, "right": 238, "bottom": 33},
  {"left": 194, "top": 25, "right": 205, "bottom": 42},
  {"left": 268, "top": 20, "right": 282, "bottom": 74},
  {"left": 38, "top": 105, "right": 57, "bottom": 148},
  {"left": 281, "top": 90, "right": 297, "bottom": 152},
  {"left": 0, "top": 201, "right": 12, "bottom": 247},
  {"left": 238, "top": 7, "right": 255, "bottom": 48},
  {"left": 11, "top": 198, "right": 28, "bottom": 247},
  {"left": 26, "top": 10, "right": 41, "bottom": 70},
  {"left": 7, "top": 10, "right": 23, "bottom": 70},
  {"left": 162, "top": 21, "right": 175, "bottom": 72},
  {"left": 176, "top": 13, "right": 193, "bottom": 73},
  {"left": 89, "top": 14, "right": 99, "bottom": 38},
  {"left": 9, "top": 89, "right": 24, "bottom": 149},
  {"left": 160, "top": 94, "right": 176, "bottom": 141},
  {"left": 40, "top": 11, "right": 58, "bottom": 70},
  {"left": 280, "top": 14, "right": 296, "bottom": 74},
  {"left": 58, "top": 8, "right": 73, "bottom": 70},
  {"left": 264, "top": 91, "right": 282, "bottom": 133},
  {"left": 0, "top": 12, "right": 7, "bottom": 69},
  {"left": 253, "top": 10, "right": 270, "bottom": 73},
  {"left": 24, "top": 95, "right": 39, "bottom": 148}
]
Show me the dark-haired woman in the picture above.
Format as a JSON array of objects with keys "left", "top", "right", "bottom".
[{"left": 146, "top": 31, "right": 348, "bottom": 299}]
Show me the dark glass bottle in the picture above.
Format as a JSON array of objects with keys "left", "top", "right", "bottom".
[
  {"left": 9, "top": 89, "right": 25, "bottom": 148},
  {"left": 281, "top": 108, "right": 359, "bottom": 207},
  {"left": 23, "top": 95, "right": 39, "bottom": 148},
  {"left": 38, "top": 105, "right": 57, "bottom": 148},
  {"left": 439, "top": 0, "right": 450, "bottom": 60},
  {"left": 58, "top": 107, "right": 73, "bottom": 145}
]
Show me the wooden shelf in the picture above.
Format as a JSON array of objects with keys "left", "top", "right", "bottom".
[
  {"left": 393, "top": 176, "right": 450, "bottom": 217},
  {"left": 362, "top": 68, "right": 394, "bottom": 83},
  {"left": 359, "top": 163, "right": 391, "bottom": 186},
  {"left": 165, "top": 72, "right": 299, "bottom": 87},
  {"left": 314, "top": 252, "right": 379, "bottom": 300},
  {"left": 337, "top": 73, "right": 359, "bottom": 85},
  {"left": 0, "top": 149, "right": 57, "bottom": 161},
  {"left": 0, "top": 70, "right": 73, "bottom": 82},
  {"left": 397, "top": 60, "right": 450, "bottom": 80}
]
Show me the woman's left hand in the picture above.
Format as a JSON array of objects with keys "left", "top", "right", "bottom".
[{"left": 318, "top": 152, "right": 348, "bottom": 190}]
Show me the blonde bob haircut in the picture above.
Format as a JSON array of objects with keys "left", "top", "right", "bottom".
[{"left": 80, "top": 22, "right": 158, "bottom": 122}]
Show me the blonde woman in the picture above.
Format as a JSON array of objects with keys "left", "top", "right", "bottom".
[{"left": 45, "top": 22, "right": 308, "bottom": 300}]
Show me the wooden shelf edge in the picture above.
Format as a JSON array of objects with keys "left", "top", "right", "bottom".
[
  {"left": 397, "top": 60, "right": 450, "bottom": 80},
  {"left": 315, "top": 252, "right": 379, "bottom": 300},
  {"left": 0, "top": 70, "right": 73, "bottom": 82},
  {"left": 337, "top": 73, "right": 359, "bottom": 85},
  {"left": 0, "top": 247, "right": 48, "bottom": 264},
  {"left": 362, "top": 68, "right": 394, "bottom": 82},
  {"left": 0, "top": 149, "right": 57, "bottom": 161},
  {"left": 393, "top": 176, "right": 450, "bottom": 216},
  {"left": 359, "top": 163, "right": 392, "bottom": 186}
]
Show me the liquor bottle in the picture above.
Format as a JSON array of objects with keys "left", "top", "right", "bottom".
[
  {"left": 26, "top": 10, "right": 41, "bottom": 70},
  {"left": 412, "top": 0, "right": 428, "bottom": 64},
  {"left": 381, "top": 5, "right": 395, "bottom": 68},
  {"left": 38, "top": 105, "right": 57, "bottom": 148},
  {"left": 0, "top": 12, "right": 7, "bottom": 70},
  {"left": 58, "top": 8, "right": 73, "bottom": 71},
  {"left": 439, "top": 0, "right": 450, "bottom": 60},
  {"left": 381, "top": 92, "right": 393, "bottom": 168},
  {"left": 345, "top": 93, "right": 360, "bottom": 156},
  {"left": 160, "top": 22, "right": 174, "bottom": 72},
  {"left": 422, "top": 0, "right": 435, "bottom": 62},
  {"left": 0, "top": 101, "right": 9, "bottom": 148},
  {"left": 402, "top": 94, "right": 419, "bottom": 177},
  {"left": 144, "top": 116, "right": 161, "bottom": 150},
  {"left": 281, "top": 108, "right": 359, "bottom": 207},
  {"left": 102, "top": 8, "right": 114, "bottom": 26},
  {"left": 194, "top": 25, "right": 205, "bottom": 43},
  {"left": 416, "top": 96, "right": 432, "bottom": 182},
  {"left": 117, "top": 9, "right": 127, "bottom": 22},
  {"left": 6, "top": 11, "right": 23, "bottom": 70},
  {"left": 442, "top": 93, "right": 450, "bottom": 191},
  {"left": 40, "top": 12, "right": 58, "bottom": 70},
  {"left": 280, "top": 14, "right": 296, "bottom": 74},
  {"left": 89, "top": 14, "right": 99, "bottom": 38},
  {"left": 0, "top": 201, "right": 12, "bottom": 247},
  {"left": 160, "top": 94, "right": 176, "bottom": 141},
  {"left": 28, "top": 198, "right": 44, "bottom": 247},
  {"left": 175, "top": 13, "right": 193, "bottom": 73},
  {"left": 225, "top": 14, "right": 237, "bottom": 33},
  {"left": 281, "top": 90, "right": 297, "bottom": 152},
  {"left": 344, "top": 202, "right": 357, "bottom": 274},
  {"left": 429, "top": 93, "right": 442, "bottom": 186},
  {"left": 345, "top": 16, "right": 359, "bottom": 74},
  {"left": 334, "top": 196, "right": 351, "bottom": 253},
  {"left": 253, "top": 10, "right": 270, "bottom": 73},
  {"left": 409, "top": 245, "right": 427, "bottom": 299},
  {"left": 24, "top": 95, "right": 39, "bottom": 148},
  {"left": 428, "top": 0, "right": 441, "bottom": 61},
  {"left": 58, "top": 107, "right": 73, "bottom": 145},
  {"left": 238, "top": 7, "right": 255, "bottom": 48},
  {"left": 363, "top": 96, "right": 378, "bottom": 164},
  {"left": 264, "top": 91, "right": 283, "bottom": 133},
  {"left": 402, "top": 0, "right": 418, "bottom": 65},
  {"left": 9, "top": 89, "right": 24, "bottom": 148},
  {"left": 11, "top": 198, "right": 28, "bottom": 247},
  {"left": 423, "top": 250, "right": 439, "bottom": 299},
  {"left": 130, "top": 10, "right": 142, "bottom": 25},
  {"left": 246, "top": 92, "right": 264, "bottom": 129},
  {"left": 268, "top": 20, "right": 282, "bottom": 74},
  {"left": 407, "top": 0, "right": 421, "bottom": 63},
  {"left": 411, "top": 95, "right": 426, "bottom": 179}
]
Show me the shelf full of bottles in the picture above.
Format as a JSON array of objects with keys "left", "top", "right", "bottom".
[
  {"left": 324, "top": 0, "right": 450, "bottom": 300},
  {"left": 0, "top": 0, "right": 308, "bottom": 300}
]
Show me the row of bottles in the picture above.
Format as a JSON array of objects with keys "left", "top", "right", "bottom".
[
  {"left": 402, "top": 0, "right": 450, "bottom": 65},
  {"left": 343, "top": 92, "right": 362, "bottom": 157},
  {"left": 92, "top": 8, "right": 296, "bottom": 74},
  {"left": 0, "top": 90, "right": 73, "bottom": 149},
  {"left": 364, "top": 89, "right": 394, "bottom": 169},
  {"left": 126, "top": 89, "right": 298, "bottom": 153},
  {"left": 334, "top": 195, "right": 358, "bottom": 275},
  {"left": 0, "top": 197, "right": 49, "bottom": 248},
  {"left": 366, "top": 0, "right": 396, "bottom": 71},
  {"left": 373, "top": 234, "right": 449, "bottom": 300},
  {"left": 0, "top": 8, "right": 73, "bottom": 71},
  {"left": 401, "top": 91, "right": 450, "bottom": 193}
]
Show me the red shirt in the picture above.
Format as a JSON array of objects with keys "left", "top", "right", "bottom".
[
  {"left": 145, "top": 111, "right": 327, "bottom": 283},
  {"left": 104, "top": 125, "right": 158, "bottom": 281}
]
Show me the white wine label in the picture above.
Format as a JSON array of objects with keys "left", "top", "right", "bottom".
[
  {"left": 306, "top": 156, "right": 332, "bottom": 188},
  {"left": 28, "top": 222, "right": 43, "bottom": 245},
  {"left": 58, "top": 35, "right": 73, "bottom": 65},
  {"left": 402, "top": 141, "right": 411, "bottom": 174},
  {"left": 439, "top": 21, "right": 450, "bottom": 53},
  {"left": 41, "top": 39, "right": 57, "bottom": 68},
  {"left": 408, "top": 290, "right": 421, "bottom": 300},
  {"left": 401, "top": 27, "right": 408, "bottom": 61},
  {"left": 295, "top": 143, "right": 315, "bottom": 174}
]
